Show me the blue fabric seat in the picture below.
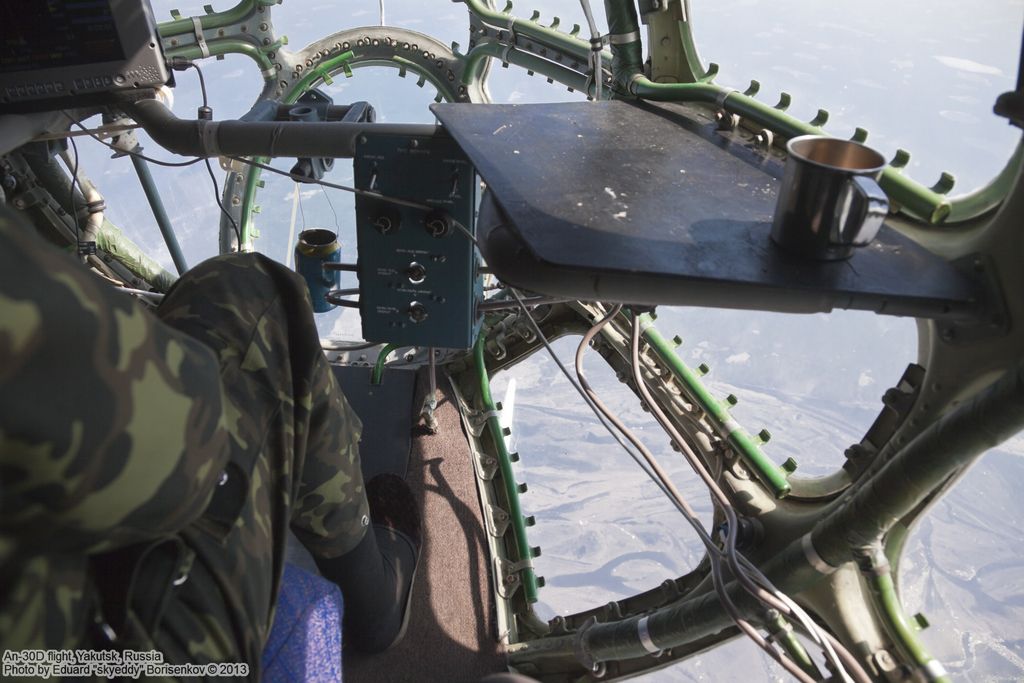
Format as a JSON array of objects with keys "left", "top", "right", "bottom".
[{"left": 262, "top": 564, "right": 343, "bottom": 682}]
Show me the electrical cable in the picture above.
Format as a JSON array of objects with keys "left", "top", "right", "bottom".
[
  {"left": 184, "top": 61, "right": 243, "bottom": 249},
  {"left": 190, "top": 59, "right": 209, "bottom": 107},
  {"left": 511, "top": 287, "right": 855, "bottom": 682},
  {"left": 570, "top": 301, "right": 811, "bottom": 680},
  {"left": 478, "top": 295, "right": 573, "bottom": 312},
  {"left": 62, "top": 112, "right": 204, "bottom": 167},
  {"left": 203, "top": 158, "right": 242, "bottom": 248},
  {"left": 503, "top": 293, "right": 818, "bottom": 682},
  {"left": 321, "top": 340, "right": 382, "bottom": 352},
  {"left": 574, "top": 304, "right": 706, "bottom": 519},
  {"left": 227, "top": 155, "right": 441, "bottom": 213},
  {"left": 625, "top": 316, "right": 824, "bottom": 682},
  {"left": 324, "top": 288, "right": 361, "bottom": 308},
  {"left": 491, "top": 294, "right": 687, "bottom": 514},
  {"left": 627, "top": 315, "right": 860, "bottom": 683}
]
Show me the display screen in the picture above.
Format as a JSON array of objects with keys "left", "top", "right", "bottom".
[{"left": 0, "top": 0, "right": 125, "bottom": 74}]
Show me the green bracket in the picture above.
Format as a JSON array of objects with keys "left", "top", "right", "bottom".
[
  {"left": 890, "top": 149, "right": 912, "bottom": 169},
  {"left": 637, "top": 314, "right": 791, "bottom": 498},
  {"left": 930, "top": 172, "right": 956, "bottom": 195},
  {"left": 475, "top": 334, "right": 540, "bottom": 603},
  {"left": 808, "top": 108, "right": 829, "bottom": 128}
]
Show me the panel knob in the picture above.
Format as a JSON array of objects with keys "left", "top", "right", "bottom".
[
  {"left": 406, "top": 262, "right": 426, "bottom": 284},
  {"left": 424, "top": 210, "right": 452, "bottom": 238},
  {"left": 407, "top": 301, "right": 428, "bottom": 323}
]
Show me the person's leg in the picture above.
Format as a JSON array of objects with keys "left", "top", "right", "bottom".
[
  {"left": 153, "top": 252, "right": 337, "bottom": 669},
  {"left": 157, "top": 252, "right": 417, "bottom": 660}
]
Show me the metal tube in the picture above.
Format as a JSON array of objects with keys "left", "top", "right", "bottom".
[
  {"left": 59, "top": 149, "right": 103, "bottom": 246},
  {"left": 130, "top": 152, "right": 188, "bottom": 275},
  {"left": 461, "top": 42, "right": 589, "bottom": 94},
  {"left": 766, "top": 611, "right": 820, "bottom": 679},
  {"left": 23, "top": 150, "right": 177, "bottom": 290},
  {"left": 158, "top": 0, "right": 254, "bottom": 37},
  {"left": 602, "top": 0, "right": 645, "bottom": 93},
  {"left": 474, "top": 333, "right": 540, "bottom": 603},
  {"left": 856, "top": 545, "right": 949, "bottom": 682},
  {"left": 164, "top": 38, "right": 275, "bottom": 75},
  {"left": 812, "top": 361, "right": 1024, "bottom": 565},
  {"left": 122, "top": 99, "right": 439, "bottom": 160},
  {"left": 638, "top": 315, "right": 791, "bottom": 498},
  {"left": 94, "top": 218, "right": 178, "bottom": 292},
  {"left": 461, "top": 0, "right": 602, "bottom": 65},
  {"left": 429, "top": 348, "right": 437, "bottom": 399}
]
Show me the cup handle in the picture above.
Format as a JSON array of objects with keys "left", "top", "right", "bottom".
[{"left": 835, "top": 176, "right": 889, "bottom": 247}]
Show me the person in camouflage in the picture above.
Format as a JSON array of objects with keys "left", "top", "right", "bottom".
[{"left": 0, "top": 204, "right": 419, "bottom": 674}]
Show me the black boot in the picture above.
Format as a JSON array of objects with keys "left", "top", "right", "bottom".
[{"left": 315, "top": 474, "right": 421, "bottom": 653}]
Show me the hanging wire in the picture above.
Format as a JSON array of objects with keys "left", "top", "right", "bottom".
[
  {"left": 323, "top": 187, "right": 341, "bottom": 232},
  {"left": 187, "top": 61, "right": 243, "bottom": 248},
  {"left": 62, "top": 112, "right": 204, "bottom": 167}
]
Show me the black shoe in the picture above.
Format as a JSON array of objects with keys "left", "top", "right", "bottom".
[
  {"left": 319, "top": 473, "right": 422, "bottom": 654},
  {"left": 357, "top": 473, "right": 421, "bottom": 653}
]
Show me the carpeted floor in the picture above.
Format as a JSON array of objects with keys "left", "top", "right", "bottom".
[
  {"left": 286, "top": 364, "right": 506, "bottom": 681},
  {"left": 344, "top": 366, "right": 506, "bottom": 681}
]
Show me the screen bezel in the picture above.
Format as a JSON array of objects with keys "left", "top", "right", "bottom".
[{"left": 0, "top": 0, "right": 169, "bottom": 113}]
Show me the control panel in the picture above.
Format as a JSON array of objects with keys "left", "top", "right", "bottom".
[{"left": 353, "top": 130, "right": 481, "bottom": 349}]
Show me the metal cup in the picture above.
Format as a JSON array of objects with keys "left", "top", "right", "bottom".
[
  {"left": 770, "top": 135, "right": 890, "bottom": 260},
  {"left": 295, "top": 228, "right": 341, "bottom": 313}
]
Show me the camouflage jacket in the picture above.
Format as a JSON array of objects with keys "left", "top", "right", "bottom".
[{"left": 0, "top": 206, "right": 368, "bottom": 675}]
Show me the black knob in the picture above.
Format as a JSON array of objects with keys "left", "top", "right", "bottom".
[
  {"left": 424, "top": 210, "right": 451, "bottom": 238},
  {"left": 407, "top": 301, "right": 428, "bottom": 323},
  {"left": 370, "top": 206, "right": 401, "bottom": 234},
  {"left": 406, "top": 262, "right": 426, "bottom": 284}
]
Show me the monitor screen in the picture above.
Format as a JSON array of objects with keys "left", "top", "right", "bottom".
[
  {"left": 1, "top": 1, "right": 126, "bottom": 74},
  {"left": 0, "top": 0, "right": 168, "bottom": 112}
]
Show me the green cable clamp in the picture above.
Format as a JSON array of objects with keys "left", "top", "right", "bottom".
[
  {"left": 474, "top": 333, "right": 540, "bottom": 603},
  {"left": 637, "top": 314, "right": 791, "bottom": 498}
]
